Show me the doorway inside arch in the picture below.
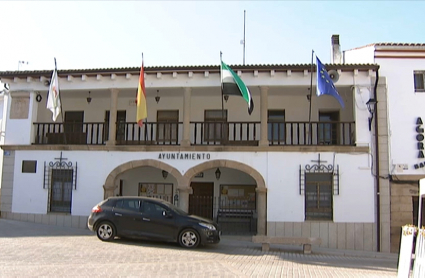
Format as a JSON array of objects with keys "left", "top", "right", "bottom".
[
  {"left": 187, "top": 167, "right": 258, "bottom": 235},
  {"left": 189, "top": 182, "right": 214, "bottom": 220}
]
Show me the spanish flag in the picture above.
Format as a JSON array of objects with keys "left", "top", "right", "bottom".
[{"left": 136, "top": 59, "right": 147, "bottom": 127}]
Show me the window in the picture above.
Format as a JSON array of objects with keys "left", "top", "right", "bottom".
[
  {"left": 318, "top": 111, "right": 339, "bottom": 145},
  {"left": 142, "top": 201, "right": 167, "bottom": 217},
  {"left": 157, "top": 110, "right": 179, "bottom": 143},
  {"left": 305, "top": 173, "right": 333, "bottom": 220},
  {"left": 268, "top": 110, "right": 285, "bottom": 143},
  {"left": 50, "top": 169, "right": 73, "bottom": 213},
  {"left": 22, "top": 160, "right": 37, "bottom": 173},
  {"left": 204, "top": 110, "right": 228, "bottom": 142},
  {"left": 115, "top": 199, "right": 141, "bottom": 212},
  {"left": 414, "top": 71, "right": 425, "bottom": 92}
]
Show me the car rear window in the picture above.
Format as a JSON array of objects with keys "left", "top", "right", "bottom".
[{"left": 114, "top": 199, "right": 141, "bottom": 212}]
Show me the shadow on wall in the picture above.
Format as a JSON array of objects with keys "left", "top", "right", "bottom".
[{"left": 0, "top": 214, "right": 91, "bottom": 238}]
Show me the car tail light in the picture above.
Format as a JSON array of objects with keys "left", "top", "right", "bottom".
[{"left": 92, "top": 205, "right": 102, "bottom": 213}]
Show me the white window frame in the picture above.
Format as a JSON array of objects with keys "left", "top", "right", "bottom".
[{"left": 414, "top": 71, "right": 425, "bottom": 92}]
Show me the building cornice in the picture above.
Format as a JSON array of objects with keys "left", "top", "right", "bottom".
[
  {"left": 0, "top": 63, "right": 379, "bottom": 80},
  {"left": 0, "top": 144, "right": 370, "bottom": 153}
]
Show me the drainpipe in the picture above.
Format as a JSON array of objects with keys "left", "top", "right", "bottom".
[{"left": 373, "top": 67, "right": 381, "bottom": 252}]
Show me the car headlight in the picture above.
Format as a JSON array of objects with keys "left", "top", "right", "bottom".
[{"left": 199, "top": 222, "right": 216, "bottom": 230}]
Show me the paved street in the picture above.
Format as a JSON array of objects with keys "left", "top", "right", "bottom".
[{"left": 0, "top": 219, "right": 398, "bottom": 277}]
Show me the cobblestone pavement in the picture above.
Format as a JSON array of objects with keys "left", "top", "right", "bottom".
[{"left": 0, "top": 219, "right": 398, "bottom": 277}]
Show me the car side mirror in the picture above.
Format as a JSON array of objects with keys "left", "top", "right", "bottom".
[{"left": 162, "top": 210, "right": 172, "bottom": 218}]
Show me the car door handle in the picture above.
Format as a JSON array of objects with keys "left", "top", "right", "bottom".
[
  {"left": 142, "top": 218, "right": 150, "bottom": 221},
  {"left": 114, "top": 213, "right": 122, "bottom": 216}
]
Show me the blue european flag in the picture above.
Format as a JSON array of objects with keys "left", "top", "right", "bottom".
[{"left": 316, "top": 56, "right": 345, "bottom": 108}]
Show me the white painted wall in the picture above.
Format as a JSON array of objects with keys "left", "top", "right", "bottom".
[
  {"left": 267, "top": 152, "right": 374, "bottom": 223},
  {"left": 344, "top": 46, "right": 375, "bottom": 64},
  {"left": 4, "top": 92, "right": 38, "bottom": 145},
  {"left": 375, "top": 57, "right": 425, "bottom": 175},
  {"left": 11, "top": 150, "right": 374, "bottom": 223}
]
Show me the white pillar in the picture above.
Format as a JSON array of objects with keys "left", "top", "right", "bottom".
[
  {"left": 259, "top": 86, "right": 269, "bottom": 146},
  {"left": 181, "top": 87, "right": 192, "bottom": 147},
  {"left": 5, "top": 91, "right": 38, "bottom": 145}
]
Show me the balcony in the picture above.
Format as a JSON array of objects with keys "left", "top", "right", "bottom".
[{"left": 33, "top": 121, "right": 355, "bottom": 146}]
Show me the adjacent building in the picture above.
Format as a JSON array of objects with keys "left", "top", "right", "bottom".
[{"left": 346, "top": 42, "right": 425, "bottom": 252}]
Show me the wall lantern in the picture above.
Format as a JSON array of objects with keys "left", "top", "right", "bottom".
[
  {"left": 2, "top": 81, "right": 10, "bottom": 91},
  {"left": 366, "top": 98, "right": 377, "bottom": 131},
  {"left": 215, "top": 168, "right": 221, "bottom": 180},
  {"left": 162, "top": 170, "right": 168, "bottom": 179},
  {"left": 223, "top": 95, "right": 229, "bottom": 102},
  {"left": 86, "top": 91, "right": 92, "bottom": 104},
  {"left": 155, "top": 90, "right": 161, "bottom": 104}
]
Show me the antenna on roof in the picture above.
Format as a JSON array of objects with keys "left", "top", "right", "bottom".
[
  {"left": 18, "top": 60, "right": 29, "bottom": 71},
  {"left": 240, "top": 10, "right": 246, "bottom": 65}
]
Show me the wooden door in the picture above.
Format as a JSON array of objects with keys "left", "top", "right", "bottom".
[
  {"left": 189, "top": 182, "right": 214, "bottom": 219},
  {"left": 157, "top": 110, "right": 179, "bottom": 144},
  {"left": 64, "top": 111, "right": 84, "bottom": 144}
]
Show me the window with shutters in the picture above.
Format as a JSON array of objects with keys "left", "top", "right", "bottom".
[{"left": 414, "top": 71, "right": 425, "bottom": 92}]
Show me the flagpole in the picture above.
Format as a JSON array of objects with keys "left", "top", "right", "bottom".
[
  {"left": 55, "top": 58, "right": 67, "bottom": 145},
  {"left": 243, "top": 10, "right": 246, "bottom": 65},
  {"left": 142, "top": 52, "right": 146, "bottom": 127},
  {"left": 141, "top": 52, "right": 148, "bottom": 141},
  {"left": 220, "top": 51, "right": 225, "bottom": 145},
  {"left": 308, "top": 50, "right": 314, "bottom": 145}
]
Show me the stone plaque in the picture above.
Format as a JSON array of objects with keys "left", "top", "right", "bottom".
[{"left": 10, "top": 96, "right": 30, "bottom": 119}]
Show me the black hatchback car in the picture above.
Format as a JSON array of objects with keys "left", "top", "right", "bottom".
[{"left": 87, "top": 196, "right": 220, "bottom": 248}]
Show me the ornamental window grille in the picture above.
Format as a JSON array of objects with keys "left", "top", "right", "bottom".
[
  {"left": 44, "top": 152, "right": 77, "bottom": 213},
  {"left": 299, "top": 154, "right": 339, "bottom": 196}
]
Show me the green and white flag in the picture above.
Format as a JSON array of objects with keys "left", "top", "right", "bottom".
[{"left": 220, "top": 61, "right": 254, "bottom": 115}]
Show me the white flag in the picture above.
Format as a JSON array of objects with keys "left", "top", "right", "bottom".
[{"left": 46, "top": 60, "right": 61, "bottom": 121}]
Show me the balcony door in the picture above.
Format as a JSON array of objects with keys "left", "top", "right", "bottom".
[
  {"left": 104, "top": 110, "right": 126, "bottom": 142},
  {"left": 268, "top": 110, "right": 285, "bottom": 144},
  {"left": 318, "top": 111, "right": 339, "bottom": 145},
  {"left": 204, "top": 110, "right": 228, "bottom": 144},
  {"left": 157, "top": 110, "right": 179, "bottom": 144},
  {"left": 64, "top": 111, "right": 85, "bottom": 144}
]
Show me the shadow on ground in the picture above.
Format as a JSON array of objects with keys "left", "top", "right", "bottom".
[{"left": 0, "top": 218, "right": 398, "bottom": 275}]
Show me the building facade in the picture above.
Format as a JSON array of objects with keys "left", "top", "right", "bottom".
[
  {"left": 345, "top": 42, "right": 425, "bottom": 253},
  {"left": 0, "top": 59, "right": 382, "bottom": 251}
]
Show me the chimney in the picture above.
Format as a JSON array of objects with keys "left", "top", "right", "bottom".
[{"left": 331, "top": 34, "right": 342, "bottom": 64}]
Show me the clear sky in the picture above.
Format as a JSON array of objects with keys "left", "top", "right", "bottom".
[{"left": 1, "top": 1, "right": 424, "bottom": 71}]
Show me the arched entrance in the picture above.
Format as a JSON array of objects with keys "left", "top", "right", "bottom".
[
  {"left": 103, "top": 159, "right": 184, "bottom": 199},
  {"left": 184, "top": 160, "right": 267, "bottom": 235}
]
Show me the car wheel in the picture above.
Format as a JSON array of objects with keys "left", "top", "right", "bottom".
[
  {"left": 96, "top": 221, "right": 116, "bottom": 241},
  {"left": 179, "top": 229, "right": 200, "bottom": 248}
]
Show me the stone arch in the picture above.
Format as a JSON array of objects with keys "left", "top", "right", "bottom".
[
  {"left": 183, "top": 159, "right": 266, "bottom": 189},
  {"left": 184, "top": 159, "right": 267, "bottom": 235},
  {"left": 103, "top": 159, "right": 183, "bottom": 199}
]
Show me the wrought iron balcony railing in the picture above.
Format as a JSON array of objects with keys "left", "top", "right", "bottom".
[{"left": 32, "top": 121, "right": 355, "bottom": 146}]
